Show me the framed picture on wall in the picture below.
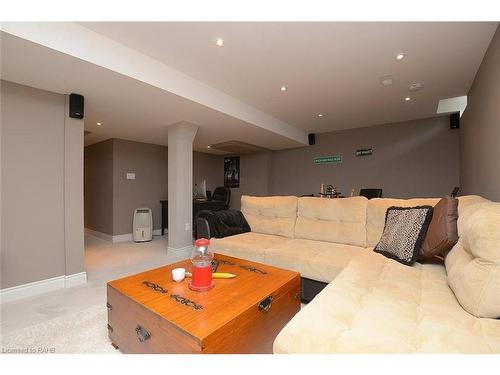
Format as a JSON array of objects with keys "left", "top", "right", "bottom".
[{"left": 224, "top": 156, "right": 240, "bottom": 188}]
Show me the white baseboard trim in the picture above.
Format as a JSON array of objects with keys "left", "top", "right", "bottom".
[
  {"left": 167, "top": 245, "right": 193, "bottom": 260},
  {"left": 64, "top": 272, "right": 87, "bottom": 288},
  {"left": 86, "top": 228, "right": 166, "bottom": 244},
  {"left": 85, "top": 228, "right": 113, "bottom": 242},
  {"left": 0, "top": 272, "right": 88, "bottom": 303},
  {"left": 113, "top": 229, "right": 165, "bottom": 243},
  {"left": 112, "top": 233, "right": 133, "bottom": 243}
]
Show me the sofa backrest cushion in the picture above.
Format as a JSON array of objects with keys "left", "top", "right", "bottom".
[
  {"left": 367, "top": 198, "right": 405, "bottom": 247},
  {"left": 366, "top": 198, "right": 440, "bottom": 247},
  {"left": 295, "top": 196, "right": 368, "bottom": 247},
  {"left": 241, "top": 195, "right": 298, "bottom": 238},
  {"left": 445, "top": 201, "right": 500, "bottom": 318},
  {"left": 457, "top": 195, "right": 490, "bottom": 214}
]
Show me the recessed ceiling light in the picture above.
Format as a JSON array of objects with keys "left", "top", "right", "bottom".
[
  {"left": 280, "top": 86, "right": 287, "bottom": 92},
  {"left": 317, "top": 114, "right": 324, "bottom": 118},
  {"left": 396, "top": 53, "right": 405, "bottom": 60},
  {"left": 207, "top": 145, "right": 211, "bottom": 149},
  {"left": 215, "top": 38, "right": 224, "bottom": 47},
  {"left": 404, "top": 97, "right": 411, "bottom": 102},
  {"left": 97, "top": 122, "right": 102, "bottom": 126}
]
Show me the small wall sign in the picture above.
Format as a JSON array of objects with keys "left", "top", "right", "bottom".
[
  {"left": 314, "top": 155, "right": 343, "bottom": 164},
  {"left": 355, "top": 148, "right": 373, "bottom": 157}
]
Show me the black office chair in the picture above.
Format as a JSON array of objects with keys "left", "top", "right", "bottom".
[
  {"left": 359, "top": 188, "right": 383, "bottom": 199},
  {"left": 211, "top": 186, "right": 231, "bottom": 210}
]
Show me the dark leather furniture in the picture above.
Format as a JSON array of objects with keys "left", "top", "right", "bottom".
[
  {"left": 195, "top": 209, "right": 250, "bottom": 239},
  {"left": 359, "top": 188, "right": 383, "bottom": 199},
  {"left": 211, "top": 186, "right": 231, "bottom": 210},
  {"left": 159, "top": 199, "right": 227, "bottom": 236}
]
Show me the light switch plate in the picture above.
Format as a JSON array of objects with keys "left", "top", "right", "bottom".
[{"left": 126, "top": 173, "right": 136, "bottom": 180}]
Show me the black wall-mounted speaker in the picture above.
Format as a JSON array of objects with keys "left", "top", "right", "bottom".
[
  {"left": 450, "top": 112, "right": 460, "bottom": 129},
  {"left": 308, "top": 133, "right": 316, "bottom": 145},
  {"left": 69, "top": 93, "right": 84, "bottom": 119}
]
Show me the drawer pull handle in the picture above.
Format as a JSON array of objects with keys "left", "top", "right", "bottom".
[
  {"left": 107, "top": 324, "right": 113, "bottom": 333},
  {"left": 258, "top": 295, "right": 273, "bottom": 312},
  {"left": 106, "top": 302, "right": 113, "bottom": 310},
  {"left": 135, "top": 325, "right": 151, "bottom": 343}
]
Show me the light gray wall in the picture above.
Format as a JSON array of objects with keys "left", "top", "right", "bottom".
[
  {"left": 1, "top": 81, "right": 84, "bottom": 289},
  {"left": 84, "top": 138, "right": 223, "bottom": 236},
  {"left": 226, "top": 116, "right": 460, "bottom": 208},
  {"left": 84, "top": 139, "right": 113, "bottom": 235},
  {"left": 193, "top": 151, "right": 224, "bottom": 194},
  {"left": 271, "top": 116, "right": 459, "bottom": 199},
  {"left": 112, "top": 138, "right": 168, "bottom": 235},
  {"left": 229, "top": 152, "right": 273, "bottom": 210},
  {"left": 460, "top": 25, "right": 500, "bottom": 201}
]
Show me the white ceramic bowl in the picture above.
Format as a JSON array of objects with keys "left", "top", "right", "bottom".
[{"left": 172, "top": 267, "right": 186, "bottom": 282}]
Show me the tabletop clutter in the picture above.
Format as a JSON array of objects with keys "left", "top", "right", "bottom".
[{"left": 170, "top": 238, "right": 236, "bottom": 291}]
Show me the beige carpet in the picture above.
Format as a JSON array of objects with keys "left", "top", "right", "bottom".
[{"left": 1, "top": 304, "right": 118, "bottom": 354}]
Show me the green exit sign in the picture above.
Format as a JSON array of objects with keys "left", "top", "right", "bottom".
[{"left": 314, "top": 155, "right": 343, "bottom": 164}]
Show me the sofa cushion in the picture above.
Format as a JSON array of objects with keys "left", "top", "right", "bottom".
[
  {"left": 366, "top": 198, "right": 406, "bottom": 247},
  {"left": 457, "top": 195, "right": 491, "bottom": 214},
  {"left": 274, "top": 251, "right": 500, "bottom": 353},
  {"left": 210, "top": 232, "right": 292, "bottom": 264},
  {"left": 374, "top": 206, "right": 433, "bottom": 266},
  {"left": 445, "top": 201, "right": 500, "bottom": 319},
  {"left": 241, "top": 195, "right": 298, "bottom": 238},
  {"left": 294, "top": 196, "right": 368, "bottom": 247},
  {"left": 366, "top": 198, "right": 441, "bottom": 247},
  {"left": 420, "top": 196, "right": 458, "bottom": 259},
  {"left": 265, "top": 239, "right": 366, "bottom": 283}
]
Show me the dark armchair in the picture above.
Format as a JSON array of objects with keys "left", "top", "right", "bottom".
[
  {"left": 359, "top": 188, "right": 383, "bottom": 199},
  {"left": 211, "top": 186, "right": 231, "bottom": 210},
  {"left": 195, "top": 209, "right": 250, "bottom": 239}
]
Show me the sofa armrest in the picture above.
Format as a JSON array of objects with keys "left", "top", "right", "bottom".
[{"left": 195, "top": 209, "right": 251, "bottom": 239}]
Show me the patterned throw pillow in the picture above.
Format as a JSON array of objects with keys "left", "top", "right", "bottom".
[{"left": 374, "top": 206, "right": 433, "bottom": 266}]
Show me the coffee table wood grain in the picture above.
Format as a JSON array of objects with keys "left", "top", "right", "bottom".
[{"left": 107, "top": 254, "right": 300, "bottom": 354}]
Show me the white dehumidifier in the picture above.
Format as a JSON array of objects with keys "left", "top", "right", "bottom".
[{"left": 133, "top": 208, "right": 153, "bottom": 242}]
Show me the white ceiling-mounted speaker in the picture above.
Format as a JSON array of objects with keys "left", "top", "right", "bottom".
[{"left": 133, "top": 208, "right": 153, "bottom": 242}]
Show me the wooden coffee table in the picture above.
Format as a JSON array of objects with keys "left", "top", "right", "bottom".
[{"left": 106, "top": 254, "right": 300, "bottom": 354}]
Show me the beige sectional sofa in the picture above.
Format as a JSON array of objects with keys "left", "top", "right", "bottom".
[{"left": 210, "top": 194, "right": 500, "bottom": 353}]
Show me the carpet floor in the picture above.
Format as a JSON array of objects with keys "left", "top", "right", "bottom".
[
  {"left": 1, "top": 304, "right": 117, "bottom": 354},
  {"left": 1, "top": 235, "right": 173, "bottom": 354}
]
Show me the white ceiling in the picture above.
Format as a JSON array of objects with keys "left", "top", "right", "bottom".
[
  {"left": 1, "top": 22, "right": 498, "bottom": 152},
  {"left": 79, "top": 22, "right": 498, "bottom": 133},
  {"left": 0, "top": 32, "right": 304, "bottom": 152}
]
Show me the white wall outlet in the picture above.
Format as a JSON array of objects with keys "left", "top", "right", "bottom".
[
  {"left": 185, "top": 222, "right": 190, "bottom": 231},
  {"left": 126, "top": 172, "right": 136, "bottom": 180}
]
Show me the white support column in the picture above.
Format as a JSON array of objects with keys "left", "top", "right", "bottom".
[{"left": 167, "top": 122, "right": 199, "bottom": 259}]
